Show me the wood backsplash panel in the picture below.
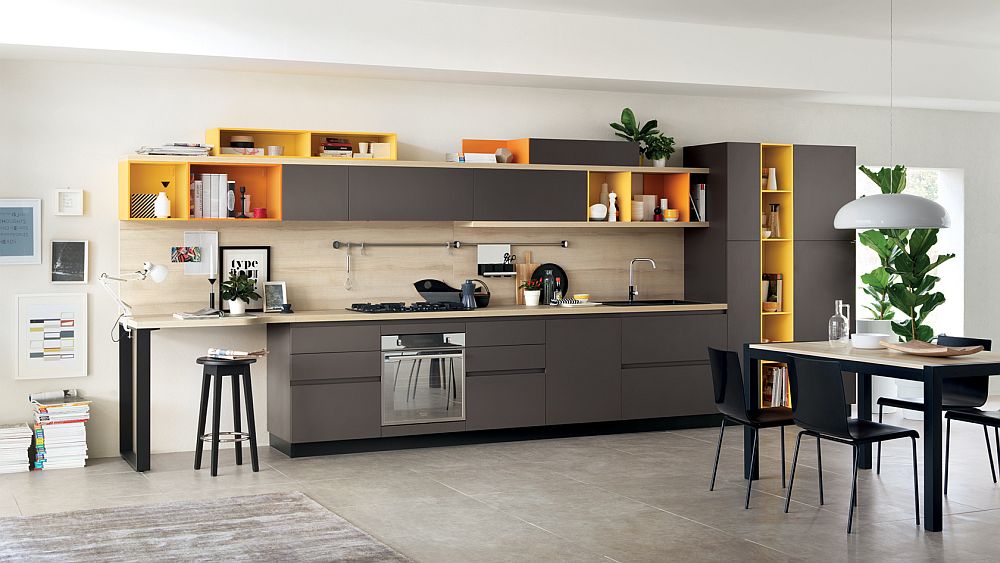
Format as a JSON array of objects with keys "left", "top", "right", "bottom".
[{"left": 120, "top": 222, "right": 683, "bottom": 314}]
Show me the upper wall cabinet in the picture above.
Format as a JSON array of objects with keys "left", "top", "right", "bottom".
[
  {"left": 473, "top": 169, "right": 586, "bottom": 221},
  {"left": 348, "top": 166, "right": 474, "bottom": 221},
  {"left": 792, "top": 145, "right": 857, "bottom": 241},
  {"left": 282, "top": 165, "right": 348, "bottom": 221}
]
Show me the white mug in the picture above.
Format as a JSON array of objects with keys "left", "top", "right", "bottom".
[
  {"left": 267, "top": 145, "right": 283, "bottom": 156},
  {"left": 358, "top": 142, "right": 369, "bottom": 154}
]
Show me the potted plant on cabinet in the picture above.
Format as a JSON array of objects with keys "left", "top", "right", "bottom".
[
  {"left": 520, "top": 279, "right": 542, "bottom": 307},
  {"left": 643, "top": 133, "right": 676, "bottom": 167},
  {"left": 220, "top": 273, "right": 261, "bottom": 316}
]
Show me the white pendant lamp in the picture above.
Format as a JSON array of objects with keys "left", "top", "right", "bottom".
[{"left": 834, "top": 193, "right": 950, "bottom": 229}]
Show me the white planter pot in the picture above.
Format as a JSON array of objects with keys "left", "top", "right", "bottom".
[
  {"left": 650, "top": 157, "right": 666, "bottom": 167},
  {"left": 524, "top": 290, "right": 541, "bottom": 307},
  {"left": 227, "top": 299, "right": 247, "bottom": 316}
]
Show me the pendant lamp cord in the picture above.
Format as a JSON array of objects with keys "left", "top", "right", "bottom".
[{"left": 890, "top": 0, "right": 894, "bottom": 185}]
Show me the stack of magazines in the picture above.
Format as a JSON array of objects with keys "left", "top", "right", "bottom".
[
  {"left": 136, "top": 143, "right": 212, "bottom": 156},
  {"left": 31, "top": 390, "right": 91, "bottom": 470},
  {"left": 0, "top": 424, "right": 33, "bottom": 474}
]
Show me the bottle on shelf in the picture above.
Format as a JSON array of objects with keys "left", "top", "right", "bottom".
[
  {"left": 553, "top": 278, "right": 563, "bottom": 304},
  {"left": 154, "top": 191, "right": 171, "bottom": 218},
  {"left": 767, "top": 203, "right": 782, "bottom": 238},
  {"left": 542, "top": 269, "right": 556, "bottom": 305},
  {"left": 828, "top": 299, "right": 851, "bottom": 348},
  {"left": 599, "top": 182, "right": 610, "bottom": 217}
]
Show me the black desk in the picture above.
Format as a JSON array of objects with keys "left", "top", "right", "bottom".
[{"left": 745, "top": 341, "right": 1000, "bottom": 532}]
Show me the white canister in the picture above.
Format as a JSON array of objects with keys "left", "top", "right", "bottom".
[
  {"left": 631, "top": 200, "right": 644, "bottom": 222},
  {"left": 660, "top": 198, "right": 668, "bottom": 211},
  {"left": 766, "top": 168, "right": 778, "bottom": 190},
  {"left": 154, "top": 191, "right": 171, "bottom": 218}
]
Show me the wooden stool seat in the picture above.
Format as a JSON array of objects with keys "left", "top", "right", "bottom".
[{"left": 194, "top": 356, "right": 259, "bottom": 476}]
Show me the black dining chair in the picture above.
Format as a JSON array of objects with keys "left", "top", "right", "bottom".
[
  {"left": 707, "top": 348, "right": 794, "bottom": 509},
  {"left": 784, "top": 357, "right": 920, "bottom": 533},
  {"left": 876, "top": 335, "right": 993, "bottom": 475},
  {"left": 945, "top": 409, "right": 1000, "bottom": 494}
]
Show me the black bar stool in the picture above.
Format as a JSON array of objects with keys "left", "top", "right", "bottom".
[{"left": 194, "top": 357, "right": 259, "bottom": 476}]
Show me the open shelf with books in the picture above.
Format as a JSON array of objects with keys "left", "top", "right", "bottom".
[{"left": 207, "top": 128, "right": 397, "bottom": 159}]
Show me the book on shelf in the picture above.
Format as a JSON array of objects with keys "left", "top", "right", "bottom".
[
  {"left": 136, "top": 143, "right": 212, "bottom": 156},
  {"left": 173, "top": 307, "right": 224, "bottom": 320},
  {"left": 762, "top": 273, "right": 783, "bottom": 312},
  {"left": 762, "top": 365, "right": 791, "bottom": 408},
  {"left": 463, "top": 152, "right": 498, "bottom": 163},
  {"left": 207, "top": 347, "right": 268, "bottom": 360},
  {"left": 689, "top": 183, "right": 706, "bottom": 222},
  {"left": 220, "top": 147, "right": 266, "bottom": 156}
]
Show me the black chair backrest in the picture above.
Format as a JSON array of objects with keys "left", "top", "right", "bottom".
[
  {"left": 708, "top": 347, "right": 749, "bottom": 423},
  {"left": 938, "top": 335, "right": 993, "bottom": 407},
  {"left": 788, "top": 357, "right": 852, "bottom": 439}
]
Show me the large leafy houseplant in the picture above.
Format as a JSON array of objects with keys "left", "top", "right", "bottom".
[
  {"left": 856, "top": 165, "right": 954, "bottom": 341},
  {"left": 610, "top": 108, "right": 658, "bottom": 148},
  {"left": 643, "top": 133, "right": 676, "bottom": 163}
]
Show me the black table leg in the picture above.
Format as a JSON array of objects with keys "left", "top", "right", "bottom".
[
  {"left": 923, "top": 366, "right": 943, "bottom": 532},
  {"left": 743, "top": 344, "right": 759, "bottom": 481},
  {"left": 857, "top": 372, "right": 873, "bottom": 469},
  {"left": 120, "top": 327, "right": 153, "bottom": 472}
]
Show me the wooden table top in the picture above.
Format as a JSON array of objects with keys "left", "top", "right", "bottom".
[{"left": 750, "top": 341, "right": 1000, "bottom": 370}]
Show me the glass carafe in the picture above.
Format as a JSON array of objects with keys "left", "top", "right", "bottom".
[
  {"left": 828, "top": 299, "right": 850, "bottom": 347},
  {"left": 767, "top": 203, "right": 782, "bottom": 239}
]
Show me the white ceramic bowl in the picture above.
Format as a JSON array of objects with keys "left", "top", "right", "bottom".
[
  {"left": 589, "top": 203, "right": 608, "bottom": 220},
  {"left": 852, "top": 332, "right": 891, "bottom": 349}
]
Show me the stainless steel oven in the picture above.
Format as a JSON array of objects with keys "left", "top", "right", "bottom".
[{"left": 381, "top": 333, "right": 465, "bottom": 426}]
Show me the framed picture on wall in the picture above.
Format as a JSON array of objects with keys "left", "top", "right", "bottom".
[
  {"left": 218, "top": 246, "right": 270, "bottom": 312},
  {"left": 0, "top": 199, "right": 42, "bottom": 265},
  {"left": 50, "top": 240, "right": 89, "bottom": 284},
  {"left": 55, "top": 189, "right": 84, "bottom": 216},
  {"left": 15, "top": 293, "right": 88, "bottom": 379},
  {"left": 263, "top": 281, "right": 287, "bottom": 312}
]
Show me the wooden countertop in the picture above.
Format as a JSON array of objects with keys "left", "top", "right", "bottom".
[
  {"left": 751, "top": 341, "right": 1000, "bottom": 370},
  {"left": 122, "top": 303, "right": 728, "bottom": 330}
]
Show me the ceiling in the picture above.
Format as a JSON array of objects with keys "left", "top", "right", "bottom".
[{"left": 427, "top": 0, "right": 1000, "bottom": 48}]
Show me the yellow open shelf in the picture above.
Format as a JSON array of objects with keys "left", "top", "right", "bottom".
[{"left": 207, "top": 128, "right": 397, "bottom": 159}]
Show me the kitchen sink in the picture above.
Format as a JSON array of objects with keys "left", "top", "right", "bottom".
[{"left": 601, "top": 299, "right": 706, "bottom": 307}]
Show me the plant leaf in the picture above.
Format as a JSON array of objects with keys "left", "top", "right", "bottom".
[{"left": 620, "top": 108, "right": 636, "bottom": 133}]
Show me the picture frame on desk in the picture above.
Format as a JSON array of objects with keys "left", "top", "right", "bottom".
[
  {"left": 263, "top": 281, "right": 287, "bottom": 312},
  {"left": 219, "top": 245, "right": 270, "bottom": 312}
]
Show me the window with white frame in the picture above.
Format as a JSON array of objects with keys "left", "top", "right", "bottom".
[{"left": 854, "top": 167, "right": 965, "bottom": 337}]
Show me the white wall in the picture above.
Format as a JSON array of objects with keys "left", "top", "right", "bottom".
[{"left": 2, "top": 59, "right": 998, "bottom": 457}]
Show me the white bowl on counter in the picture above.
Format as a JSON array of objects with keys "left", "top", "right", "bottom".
[{"left": 852, "top": 332, "right": 892, "bottom": 349}]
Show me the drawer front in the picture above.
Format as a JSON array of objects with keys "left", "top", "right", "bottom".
[
  {"left": 621, "top": 365, "right": 717, "bottom": 420},
  {"left": 621, "top": 313, "right": 726, "bottom": 365},
  {"left": 380, "top": 322, "right": 466, "bottom": 336},
  {"left": 466, "top": 372, "right": 546, "bottom": 431},
  {"left": 290, "top": 324, "right": 380, "bottom": 354},
  {"left": 466, "top": 320, "right": 545, "bottom": 347},
  {"left": 466, "top": 345, "right": 544, "bottom": 374},
  {"left": 290, "top": 351, "right": 381, "bottom": 382},
  {"left": 289, "top": 382, "right": 381, "bottom": 442}
]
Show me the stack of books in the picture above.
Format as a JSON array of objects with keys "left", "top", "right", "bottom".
[
  {"left": 136, "top": 143, "right": 212, "bottom": 156},
  {"left": 190, "top": 173, "right": 231, "bottom": 218},
  {"left": 30, "top": 390, "right": 91, "bottom": 470},
  {"left": 762, "top": 364, "right": 790, "bottom": 408},
  {"left": 0, "top": 424, "right": 33, "bottom": 474},
  {"left": 319, "top": 137, "right": 353, "bottom": 158}
]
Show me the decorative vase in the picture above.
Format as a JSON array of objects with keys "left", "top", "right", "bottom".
[
  {"left": 766, "top": 168, "right": 778, "bottom": 190},
  {"left": 228, "top": 299, "right": 247, "bottom": 316},
  {"left": 154, "top": 191, "right": 171, "bottom": 218},
  {"left": 524, "top": 290, "right": 541, "bottom": 307},
  {"left": 651, "top": 157, "right": 666, "bottom": 167}
]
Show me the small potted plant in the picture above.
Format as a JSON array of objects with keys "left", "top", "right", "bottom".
[
  {"left": 520, "top": 279, "right": 543, "bottom": 307},
  {"left": 220, "top": 273, "right": 260, "bottom": 316},
  {"left": 643, "top": 133, "right": 676, "bottom": 167}
]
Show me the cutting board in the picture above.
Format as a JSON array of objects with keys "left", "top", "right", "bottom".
[
  {"left": 514, "top": 251, "right": 538, "bottom": 305},
  {"left": 880, "top": 340, "right": 984, "bottom": 357}
]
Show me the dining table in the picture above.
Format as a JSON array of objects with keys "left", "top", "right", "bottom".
[{"left": 744, "top": 341, "right": 1000, "bottom": 532}]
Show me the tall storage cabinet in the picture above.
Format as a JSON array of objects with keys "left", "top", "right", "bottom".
[{"left": 684, "top": 142, "right": 856, "bottom": 409}]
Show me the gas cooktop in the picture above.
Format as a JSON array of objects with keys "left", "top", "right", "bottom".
[{"left": 349, "top": 302, "right": 471, "bottom": 314}]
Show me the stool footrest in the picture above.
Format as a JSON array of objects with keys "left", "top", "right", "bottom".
[{"left": 199, "top": 431, "right": 250, "bottom": 444}]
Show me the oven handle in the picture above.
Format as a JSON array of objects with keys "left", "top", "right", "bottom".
[{"left": 384, "top": 352, "right": 464, "bottom": 363}]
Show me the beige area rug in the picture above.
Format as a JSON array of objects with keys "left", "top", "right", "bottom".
[{"left": 0, "top": 492, "right": 410, "bottom": 562}]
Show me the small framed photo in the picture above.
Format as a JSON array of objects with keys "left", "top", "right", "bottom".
[
  {"left": 50, "top": 240, "right": 89, "bottom": 284},
  {"left": 0, "top": 199, "right": 42, "bottom": 264},
  {"left": 263, "top": 281, "right": 287, "bottom": 312},
  {"left": 55, "top": 189, "right": 84, "bottom": 216},
  {"left": 219, "top": 245, "right": 270, "bottom": 312}
]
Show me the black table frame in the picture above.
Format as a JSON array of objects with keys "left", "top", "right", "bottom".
[
  {"left": 119, "top": 326, "right": 156, "bottom": 472},
  {"left": 745, "top": 342, "right": 1000, "bottom": 532}
]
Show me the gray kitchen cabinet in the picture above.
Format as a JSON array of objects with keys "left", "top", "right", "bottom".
[
  {"left": 727, "top": 240, "right": 763, "bottom": 358},
  {"left": 282, "top": 164, "right": 349, "bottom": 221},
  {"left": 348, "top": 166, "right": 474, "bottom": 220},
  {"left": 545, "top": 317, "right": 622, "bottom": 425},
  {"left": 473, "top": 169, "right": 586, "bottom": 221},
  {"left": 621, "top": 313, "right": 726, "bottom": 365},
  {"left": 466, "top": 320, "right": 545, "bottom": 347},
  {"left": 793, "top": 145, "right": 857, "bottom": 241},
  {"left": 289, "top": 382, "right": 381, "bottom": 443},
  {"left": 622, "top": 365, "right": 716, "bottom": 419},
  {"left": 466, "top": 372, "right": 546, "bottom": 431}
]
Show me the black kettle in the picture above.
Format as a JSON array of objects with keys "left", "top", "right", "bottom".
[{"left": 461, "top": 280, "right": 478, "bottom": 310}]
